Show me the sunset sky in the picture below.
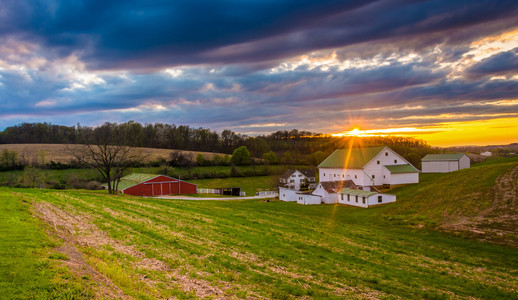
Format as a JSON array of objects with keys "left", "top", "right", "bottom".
[{"left": 1, "top": 1, "right": 518, "bottom": 147}]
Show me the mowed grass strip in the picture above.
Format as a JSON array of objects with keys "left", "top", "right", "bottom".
[
  {"left": 21, "top": 188, "right": 518, "bottom": 299},
  {"left": 0, "top": 189, "right": 91, "bottom": 299}
]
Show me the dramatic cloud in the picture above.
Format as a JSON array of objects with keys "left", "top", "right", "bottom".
[{"left": 0, "top": 0, "right": 518, "bottom": 145}]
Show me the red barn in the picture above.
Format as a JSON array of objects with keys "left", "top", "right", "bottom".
[{"left": 116, "top": 173, "right": 197, "bottom": 196}]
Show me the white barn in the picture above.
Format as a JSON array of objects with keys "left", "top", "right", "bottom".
[
  {"left": 339, "top": 188, "right": 396, "bottom": 208},
  {"left": 421, "top": 153, "right": 470, "bottom": 173},
  {"left": 317, "top": 146, "right": 419, "bottom": 187}
]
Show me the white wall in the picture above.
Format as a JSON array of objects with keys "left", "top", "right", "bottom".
[
  {"left": 422, "top": 161, "right": 450, "bottom": 173},
  {"left": 338, "top": 192, "right": 396, "bottom": 208},
  {"left": 363, "top": 148, "right": 407, "bottom": 185},
  {"left": 422, "top": 158, "right": 471, "bottom": 173},
  {"left": 367, "top": 194, "right": 396, "bottom": 206},
  {"left": 296, "top": 194, "right": 322, "bottom": 205},
  {"left": 459, "top": 155, "right": 470, "bottom": 170},
  {"left": 389, "top": 172, "right": 419, "bottom": 185},
  {"left": 279, "top": 187, "right": 298, "bottom": 202},
  {"left": 319, "top": 168, "right": 365, "bottom": 185},
  {"left": 338, "top": 193, "right": 369, "bottom": 207}
]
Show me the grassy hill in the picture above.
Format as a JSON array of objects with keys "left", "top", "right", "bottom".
[
  {"left": 1, "top": 186, "right": 517, "bottom": 299},
  {"left": 383, "top": 157, "right": 518, "bottom": 246},
  {"left": 0, "top": 144, "right": 226, "bottom": 164}
]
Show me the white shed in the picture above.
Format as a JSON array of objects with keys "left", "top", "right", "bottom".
[
  {"left": 421, "top": 153, "right": 470, "bottom": 173},
  {"left": 278, "top": 187, "right": 298, "bottom": 202},
  {"left": 296, "top": 193, "right": 322, "bottom": 205},
  {"left": 339, "top": 188, "right": 396, "bottom": 208}
]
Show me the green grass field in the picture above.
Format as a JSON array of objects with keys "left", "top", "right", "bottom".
[
  {"left": 1, "top": 157, "right": 517, "bottom": 298},
  {"left": 1, "top": 186, "right": 517, "bottom": 299},
  {"left": 0, "top": 189, "right": 91, "bottom": 299}
]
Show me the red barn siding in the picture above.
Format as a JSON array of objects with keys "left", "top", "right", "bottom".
[{"left": 121, "top": 175, "right": 197, "bottom": 196}]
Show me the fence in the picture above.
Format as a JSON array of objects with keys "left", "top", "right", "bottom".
[
  {"left": 197, "top": 188, "right": 220, "bottom": 194},
  {"left": 255, "top": 190, "right": 278, "bottom": 197}
]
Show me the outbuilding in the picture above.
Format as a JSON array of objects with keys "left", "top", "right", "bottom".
[
  {"left": 421, "top": 153, "right": 470, "bottom": 173},
  {"left": 312, "top": 180, "right": 358, "bottom": 204},
  {"left": 339, "top": 188, "right": 396, "bottom": 208},
  {"left": 117, "top": 173, "right": 197, "bottom": 196}
]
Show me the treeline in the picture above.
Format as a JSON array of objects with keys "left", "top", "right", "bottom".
[{"left": 0, "top": 121, "right": 436, "bottom": 167}]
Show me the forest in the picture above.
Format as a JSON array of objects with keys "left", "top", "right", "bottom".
[{"left": 0, "top": 121, "right": 436, "bottom": 168}]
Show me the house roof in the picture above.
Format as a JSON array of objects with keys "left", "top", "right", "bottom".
[
  {"left": 116, "top": 173, "right": 169, "bottom": 190},
  {"left": 340, "top": 188, "right": 377, "bottom": 197},
  {"left": 280, "top": 169, "right": 315, "bottom": 179},
  {"left": 384, "top": 164, "right": 419, "bottom": 174},
  {"left": 422, "top": 153, "right": 466, "bottom": 161},
  {"left": 319, "top": 180, "right": 358, "bottom": 193},
  {"left": 317, "top": 146, "right": 386, "bottom": 169}
]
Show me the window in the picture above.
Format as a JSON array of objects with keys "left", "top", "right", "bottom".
[
  {"left": 290, "top": 179, "right": 295, "bottom": 183},
  {"left": 385, "top": 152, "right": 388, "bottom": 156},
  {"left": 383, "top": 175, "right": 385, "bottom": 179},
  {"left": 372, "top": 175, "right": 375, "bottom": 179},
  {"left": 323, "top": 173, "right": 325, "bottom": 176},
  {"left": 394, "top": 159, "right": 397, "bottom": 163},
  {"left": 341, "top": 194, "right": 344, "bottom": 201},
  {"left": 355, "top": 196, "right": 358, "bottom": 203},
  {"left": 347, "top": 194, "right": 350, "bottom": 201},
  {"left": 342, "top": 174, "right": 344, "bottom": 178},
  {"left": 292, "top": 175, "right": 296, "bottom": 178},
  {"left": 362, "top": 197, "right": 365, "bottom": 204},
  {"left": 334, "top": 174, "right": 336, "bottom": 177},
  {"left": 378, "top": 195, "right": 382, "bottom": 203},
  {"left": 299, "top": 175, "right": 302, "bottom": 177},
  {"left": 377, "top": 160, "right": 380, "bottom": 164},
  {"left": 354, "top": 175, "right": 357, "bottom": 179},
  {"left": 283, "top": 194, "right": 285, "bottom": 197}
]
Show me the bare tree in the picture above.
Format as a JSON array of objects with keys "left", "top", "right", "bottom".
[{"left": 69, "top": 122, "right": 147, "bottom": 194}]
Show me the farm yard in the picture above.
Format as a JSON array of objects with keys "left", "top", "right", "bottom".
[{"left": 0, "top": 157, "right": 517, "bottom": 299}]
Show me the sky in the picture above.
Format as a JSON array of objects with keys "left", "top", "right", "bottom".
[{"left": 1, "top": 0, "right": 518, "bottom": 147}]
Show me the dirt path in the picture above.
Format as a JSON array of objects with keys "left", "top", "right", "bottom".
[
  {"left": 33, "top": 201, "right": 231, "bottom": 299},
  {"left": 33, "top": 202, "right": 131, "bottom": 299}
]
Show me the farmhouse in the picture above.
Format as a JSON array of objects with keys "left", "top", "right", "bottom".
[
  {"left": 339, "top": 188, "right": 396, "bottom": 208},
  {"left": 421, "top": 153, "right": 470, "bottom": 173},
  {"left": 116, "top": 173, "right": 197, "bottom": 196},
  {"left": 317, "top": 146, "right": 419, "bottom": 186},
  {"left": 279, "top": 169, "right": 316, "bottom": 190}
]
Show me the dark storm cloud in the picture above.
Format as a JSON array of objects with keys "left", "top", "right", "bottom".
[
  {"left": 2, "top": 0, "right": 518, "bottom": 69},
  {"left": 466, "top": 48, "right": 518, "bottom": 78},
  {"left": 1, "top": 0, "right": 518, "bottom": 136}
]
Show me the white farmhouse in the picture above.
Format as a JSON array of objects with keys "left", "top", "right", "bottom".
[
  {"left": 421, "top": 153, "right": 470, "bottom": 173},
  {"left": 317, "top": 146, "right": 419, "bottom": 186},
  {"left": 339, "top": 188, "right": 396, "bottom": 208},
  {"left": 279, "top": 169, "right": 316, "bottom": 190}
]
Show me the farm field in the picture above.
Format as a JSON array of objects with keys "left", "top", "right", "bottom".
[
  {"left": 0, "top": 144, "right": 226, "bottom": 164},
  {"left": 1, "top": 186, "right": 517, "bottom": 299}
]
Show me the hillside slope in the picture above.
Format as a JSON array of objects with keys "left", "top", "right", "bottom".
[
  {"left": 0, "top": 144, "right": 225, "bottom": 164},
  {"left": 2, "top": 188, "right": 515, "bottom": 298},
  {"left": 385, "top": 158, "right": 518, "bottom": 246}
]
